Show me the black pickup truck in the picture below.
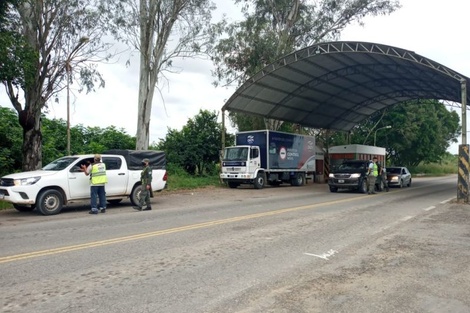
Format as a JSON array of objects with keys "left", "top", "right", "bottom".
[{"left": 328, "top": 160, "right": 384, "bottom": 193}]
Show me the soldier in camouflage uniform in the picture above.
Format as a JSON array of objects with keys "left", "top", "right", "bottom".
[{"left": 133, "top": 158, "right": 153, "bottom": 211}]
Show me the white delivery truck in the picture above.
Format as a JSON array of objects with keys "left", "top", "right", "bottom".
[{"left": 220, "top": 130, "right": 316, "bottom": 189}]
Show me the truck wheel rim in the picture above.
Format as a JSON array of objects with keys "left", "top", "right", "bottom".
[{"left": 44, "top": 196, "right": 58, "bottom": 211}]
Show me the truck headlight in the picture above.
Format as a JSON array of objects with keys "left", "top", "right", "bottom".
[
  {"left": 350, "top": 173, "right": 361, "bottom": 178},
  {"left": 14, "top": 176, "right": 41, "bottom": 186},
  {"left": 329, "top": 173, "right": 334, "bottom": 178}
]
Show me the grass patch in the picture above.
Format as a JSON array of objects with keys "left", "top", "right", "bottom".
[
  {"left": 165, "top": 173, "right": 223, "bottom": 191},
  {"left": 409, "top": 154, "right": 458, "bottom": 176},
  {"left": 0, "top": 201, "right": 12, "bottom": 210},
  {"left": 163, "top": 164, "right": 224, "bottom": 191}
]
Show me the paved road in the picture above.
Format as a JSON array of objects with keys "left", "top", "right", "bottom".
[{"left": 1, "top": 175, "right": 469, "bottom": 313}]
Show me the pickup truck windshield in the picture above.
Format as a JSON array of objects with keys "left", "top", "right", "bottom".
[
  {"left": 224, "top": 147, "right": 249, "bottom": 161},
  {"left": 43, "top": 157, "right": 79, "bottom": 171},
  {"left": 338, "top": 162, "right": 367, "bottom": 170}
]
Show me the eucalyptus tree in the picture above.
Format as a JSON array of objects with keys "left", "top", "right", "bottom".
[
  {"left": 1, "top": 0, "right": 113, "bottom": 170},
  {"left": 102, "top": 0, "right": 216, "bottom": 150},
  {"left": 212, "top": 0, "right": 401, "bottom": 131}
]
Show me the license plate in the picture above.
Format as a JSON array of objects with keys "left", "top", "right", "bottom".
[{"left": 338, "top": 179, "right": 344, "bottom": 183}]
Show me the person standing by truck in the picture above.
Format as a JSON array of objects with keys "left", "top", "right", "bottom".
[
  {"left": 81, "top": 154, "right": 108, "bottom": 214},
  {"left": 367, "top": 156, "right": 378, "bottom": 194},
  {"left": 133, "top": 158, "right": 153, "bottom": 211}
]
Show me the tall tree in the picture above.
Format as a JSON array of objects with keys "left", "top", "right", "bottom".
[
  {"left": 1, "top": 0, "right": 112, "bottom": 170},
  {"left": 211, "top": 0, "right": 401, "bottom": 131},
  {"left": 157, "top": 109, "right": 228, "bottom": 175},
  {"left": 341, "top": 100, "right": 460, "bottom": 167},
  {"left": 103, "top": 0, "right": 216, "bottom": 150}
]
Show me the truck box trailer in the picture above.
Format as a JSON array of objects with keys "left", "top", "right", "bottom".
[{"left": 220, "top": 130, "right": 316, "bottom": 189}]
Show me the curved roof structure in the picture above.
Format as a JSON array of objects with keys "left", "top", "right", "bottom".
[{"left": 222, "top": 41, "right": 470, "bottom": 131}]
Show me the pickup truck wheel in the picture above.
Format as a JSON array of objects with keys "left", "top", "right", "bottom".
[
  {"left": 130, "top": 185, "right": 142, "bottom": 206},
  {"left": 13, "top": 204, "right": 35, "bottom": 212},
  {"left": 376, "top": 180, "right": 384, "bottom": 192},
  {"left": 253, "top": 173, "right": 265, "bottom": 189},
  {"left": 36, "top": 190, "right": 64, "bottom": 215},
  {"left": 359, "top": 180, "right": 368, "bottom": 194},
  {"left": 107, "top": 199, "right": 122, "bottom": 205}
]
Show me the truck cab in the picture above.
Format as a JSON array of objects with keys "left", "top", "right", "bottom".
[{"left": 220, "top": 145, "right": 265, "bottom": 189}]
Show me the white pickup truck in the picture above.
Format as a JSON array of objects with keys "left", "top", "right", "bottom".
[{"left": 0, "top": 150, "right": 167, "bottom": 215}]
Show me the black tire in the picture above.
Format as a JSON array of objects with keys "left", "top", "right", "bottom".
[
  {"left": 291, "top": 173, "right": 305, "bottom": 186},
  {"left": 130, "top": 185, "right": 142, "bottom": 207},
  {"left": 359, "top": 179, "right": 368, "bottom": 194},
  {"left": 228, "top": 182, "right": 239, "bottom": 189},
  {"left": 253, "top": 172, "right": 265, "bottom": 189},
  {"left": 329, "top": 186, "right": 338, "bottom": 192},
  {"left": 36, "top": 189, "right": 64, "bottom": 215},
  {"left": 376, "top": 180, "right": 384, "bottom": 192},
  {"left": 407, "top": 178, "right": 412, "bottom": 187},
  {"left": 107, "top": 199, "right": 122, "bottom": 205},
  {"left": 13, "top": 204, "right": 35, "bottom": 212}
]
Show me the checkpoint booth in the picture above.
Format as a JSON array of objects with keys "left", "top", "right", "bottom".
[{"left": 328, "top": 144, "right": 386, "bottom": 173}]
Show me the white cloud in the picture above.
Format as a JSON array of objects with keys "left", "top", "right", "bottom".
[
  {"left": 1, "top": 0, "right": 468, "bottom": 153},
  {"left": 341, "top": 0, "right": 470, "bottom": 154}
]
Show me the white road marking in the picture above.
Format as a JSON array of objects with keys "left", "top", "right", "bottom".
[
  {"left": 440, "top": 197, "right": 454, "bottom": 204},
  {"left": 423, "top": 206, "right": 436, "bottom": 211},
  {"left": 305, "top": 249, "right": 338, "bottom": 260},
  {"left": 400, "top": 216, "right": 413, "bottom": 222}
]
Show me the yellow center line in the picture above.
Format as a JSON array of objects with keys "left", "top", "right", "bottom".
[{"left": 0, "top": 195, "right": 367, "bottom": 264}]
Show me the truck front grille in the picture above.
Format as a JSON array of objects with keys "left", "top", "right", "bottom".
[
  {"left": 334, "top": 174, "right": 351, "bottom": 179},
  {"left": 0, "top": 178, "right": 14, "bottom": 187}
]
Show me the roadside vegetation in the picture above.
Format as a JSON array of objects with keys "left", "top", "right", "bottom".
[{"left": 409, "top": 153, "right": 458, "bottom": 176}]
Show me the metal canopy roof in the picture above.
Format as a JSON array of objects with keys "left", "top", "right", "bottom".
[{"left": 222, "top": 41, "right": 470, "bottom": 132}]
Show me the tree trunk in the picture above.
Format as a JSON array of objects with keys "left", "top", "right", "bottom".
[
  {"left": 22, "top": 119, "right": 43, "bottom": 171},
  {"left": 18, "top": 105, "right": 43, "bottom": 171},
  {"left": 135, "top": 74, "right": 151, "bottom": 150}
]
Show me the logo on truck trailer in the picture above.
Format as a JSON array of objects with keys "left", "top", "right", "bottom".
[{"left": 279, "top": 147, "right": 287, "bottom": 160}]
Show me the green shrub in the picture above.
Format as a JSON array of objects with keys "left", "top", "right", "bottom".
[
  {"left": 409, "top": 154, "right": 458, "bottom": 176},
  {"left": 165, "top": 163, "right": 223, "bottom": 191}
]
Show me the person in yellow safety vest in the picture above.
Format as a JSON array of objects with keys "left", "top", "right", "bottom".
[
  {"left": 367, "top": 156, "right": 378, "bottom": 194},
  {"left": 81, "top": 154, "right": 108, "bottom": 214}
]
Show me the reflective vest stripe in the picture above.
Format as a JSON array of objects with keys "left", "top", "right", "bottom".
[
  {"left": 372, "top": 163, "right": 378, "bottom": 176},
  {"left": 91, "top": 163, "right": 108, "bottom": 184}
]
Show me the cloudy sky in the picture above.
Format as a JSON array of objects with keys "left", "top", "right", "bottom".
[{"left": 1, "top": 0, "right": 468, "bottom": 153}]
